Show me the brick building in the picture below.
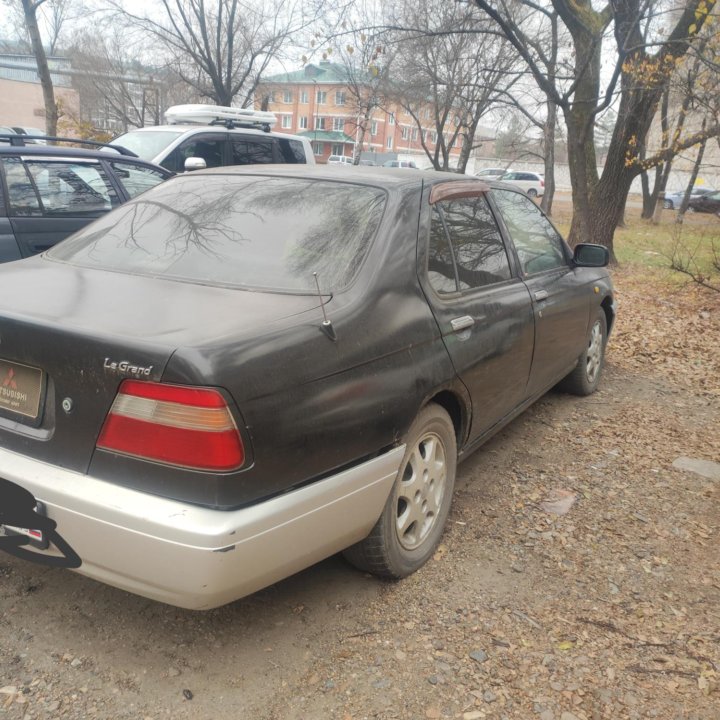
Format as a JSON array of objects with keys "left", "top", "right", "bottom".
[
  {"left": 0, "top": 54, "right": 79, "bottom": 131},
  {"left": 256, "top": 61, "right": 463, "bottom": 166}
]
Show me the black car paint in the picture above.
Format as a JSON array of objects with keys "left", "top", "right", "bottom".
[{"left": 0, "top": 167, "right": 614, "bottom": 512}]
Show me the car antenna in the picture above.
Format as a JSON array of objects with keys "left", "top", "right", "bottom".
[{"left": 313, "top": 272, "right": 337, "bottom": 342}]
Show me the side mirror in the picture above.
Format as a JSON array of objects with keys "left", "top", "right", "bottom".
[
  {"left": 573, "top": 243, "right": 609, "bottom": 267},
  {"left": 184, "top": 157, "right": 207, "bottom": 172}
]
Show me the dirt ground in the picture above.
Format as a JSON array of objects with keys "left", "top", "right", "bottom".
[{"left": 1, "top": 265, "right": 718, "bottom": 720}]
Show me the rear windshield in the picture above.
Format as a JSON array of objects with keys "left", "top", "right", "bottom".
[
  {"left": 111, "top": 130, "right": 184, "bottom": 161},
  {"left": 48, "top": 175, "right": 386, "bottom": 293}
]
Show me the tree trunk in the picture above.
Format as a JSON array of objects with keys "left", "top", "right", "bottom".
[
  {"left": 676, "top": 137, "right": 706, "bottom": 224},
  {"left": 540, "top": 100, "right": 557, "bottom": 214},
  {"left": 22, "top": 0, "right": 58, "bottom": 136}
]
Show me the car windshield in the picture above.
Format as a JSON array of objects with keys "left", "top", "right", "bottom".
[
  {"left": 48, "top": 175, "right": 387, "bottom": 293},
  {"left": 111, "top": 130, "right": 184, "bottom": 160}
]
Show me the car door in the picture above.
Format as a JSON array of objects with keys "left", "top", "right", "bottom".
[
  {"left": 2, "top": 156, "right": 121, "bottom": 257},
  {"left": 160, "top": 132, "right": 228, "bottom": 172},
  {"left": 230, "top": 134, "right": 276, "bottom": 165},
  {"left": 420, "top": 185, "right": 535, "bottom": 442},
  {"left": 490, "top": 188, "right": 591, "bottom": 396}
]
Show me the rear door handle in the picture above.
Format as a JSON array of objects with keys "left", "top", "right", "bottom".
[
  {"left": 534, "top": 290, "right": 549, "bottom": 301},
  {"left": 451, "top": 315, "right": 475, "bottom": 332}
]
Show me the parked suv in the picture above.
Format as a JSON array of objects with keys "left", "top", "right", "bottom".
[
  {"left": 0, "top": 135, "right": 172, "bottom": 262},
  {"left": 499, "top": 170, "right": 545, "bottom": 197},
  {"left": 111, "top": 105, "right": 315, "bottom": 172}
]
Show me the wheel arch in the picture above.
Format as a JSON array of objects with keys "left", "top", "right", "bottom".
[
  {"left": 601, "top": 295, "right": 615, "bottom": 336},
  {"left": 425, "top": 389, "right": 468, "bottom": 450}
]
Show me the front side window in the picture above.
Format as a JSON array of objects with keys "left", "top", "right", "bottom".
[
  {"left": 429, "top": 195, "right": 511, "bottom": 292},
  {"left": 162, "top": 134, "right": 225, "bottom": 172},
  {"left": 111, "top": 162, "right": 168, "bottom": 198},
  {"left": 492, "top": 189, "right": 567, "bottom": 275},
  {"left": 49, "top": 177, "right": 387, "bottom": 294},
  {"left": 5, "top": 157, "right": 119, "bottom": 216}
]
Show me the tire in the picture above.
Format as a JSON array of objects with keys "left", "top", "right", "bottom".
[
  {"left": 663, "top": 200, "right": 673, "bottom": 210},
  {"left": 558, "top": 308, "right": 607, "bottom": 396},
  {"left": 343, "top": 404, "right": 457, "bottom": 578},
  {"left": 527, "top": 188, "right": 538, "bottom": 198}
]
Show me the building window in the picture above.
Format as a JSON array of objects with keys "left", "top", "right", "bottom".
[
  {"left": 299, "top": 116, "right": 308, "bottom": 129},
  {"left": 424, "top": 108, "right": 430, "bottom": 119},
  {"left": 412, "top": 127, "right": 418, "bottom": 141},
  {"left": 401, "top": 126, "right": 409, "bottom": 140},
  {"left": 388, "top": 113, "right": 395, "bottom": 125},
  {"left": 386, "top": 136, "right": 393, "bottom": 149},
  {"left": 266, "top": 91, "right": 275, "bottom": 103},
  {"left": 332, "top": 143, "right": 344, "bottom": 155},
  {"left": 316, "top": 90, "right": 327, "bottom": 104},
  {"left": 429, "top": 131, "right": 437, "bottom": 143},
  {"left": 332, "top": 117, "right": 344, "bottom": 132},
  {"left": 313, "top": 142, "right": 324, "bottom": 156},
  {"left": 281, "top": 115, "right": 292, "bottom": 129},
  {"left": 300, "top": 90, "right": 309, "bottom": 103},
  {"left": 314, "top": 116, "right": 325, "bottom": 130},
  {"left": 371, "top": 120, "right": 378, "bottom": 136},
  {"left": 283, "top": 90, "right": 292, "bottom": 103},
  {"left": 335, "top": 91, "right": 346, "bottom": 105}
]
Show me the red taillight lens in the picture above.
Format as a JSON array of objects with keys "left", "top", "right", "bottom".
[
  {"left": 97, "top": 380, "right": 244, "bottom": 471},
  {"left": 540, "top": 179, "right": 545, "bottom": 187}
]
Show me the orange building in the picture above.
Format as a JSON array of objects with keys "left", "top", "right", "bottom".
[{"left": 256, "top": 61, "right": 462, "bottom": 165}]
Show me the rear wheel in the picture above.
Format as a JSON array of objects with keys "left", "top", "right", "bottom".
[
  {"left": 663, "top": 199, "right": 674, "bottom": 210},
  {"left": 343, "top": 404, "right": 457, "bottom": 578},
  {"left": 558, "top": 308, "right": 607, "bottom": 396},
  {"left": 527, "top": 188, "right": 538, "bottom": 198}
]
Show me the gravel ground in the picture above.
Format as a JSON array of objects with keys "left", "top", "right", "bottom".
[{"left": 1, "top": 266, "right": 718, "bottom": 720}]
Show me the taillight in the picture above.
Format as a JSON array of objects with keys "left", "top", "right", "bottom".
[
  {"left": 97, "top": 380, "right": 244, "bottom": 471},
  {"left": 540, "top": 179, "right": 545, "bottom": 187}
]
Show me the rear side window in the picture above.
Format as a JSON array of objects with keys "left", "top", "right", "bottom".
[
  {"left": 49, "top": 176, "right": 386, "bottom": 293},
  {"left": 278, "top": 138, "right": 306, "bottom": 163},
  {"left": 492, "top": 189, "right": 566, "bottom": 275},
  {"left": 231, "top": 138, "right": 274, "bottom": 165},
  {"left": 428, "top": 195, "right": 511, "bottom": 294},
  {"left": 110, "top": 161, "right": 168, "bottom": 198},
  {"left": 4, "top": 158, "right": 119, "bottom": 216}
]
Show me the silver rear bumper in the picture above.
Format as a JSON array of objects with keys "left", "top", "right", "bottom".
[{"left": 0, "top": 446, "right": 404, "bottom": 609}]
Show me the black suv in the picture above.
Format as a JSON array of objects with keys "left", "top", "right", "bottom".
[{"left": 0, "top": 135, "right": 173, "bottom": 262}]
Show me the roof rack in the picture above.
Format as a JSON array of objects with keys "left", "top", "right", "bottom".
[
  {"left": 164, "top": 104, "right": 277, "bottom": 133},
  {"left": 0, "top": 134, "right": 137, "bottom": 156},
  {"left": 208, "top": 118, "right": 273, "bottom": 132}
]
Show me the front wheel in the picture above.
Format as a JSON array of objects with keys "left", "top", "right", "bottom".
[
  {"left": 663, "top": 200, "right": 673, "bottom": 210},
  {"left": 558, "top": 308, "right": 607, "bottom": 396},
  {"left": 343, "top": 404, "right": 457, "bottom": 578}
]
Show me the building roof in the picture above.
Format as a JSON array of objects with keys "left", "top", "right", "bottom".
[
  {"left": 263, "top": 61, "right": 372, "bottom": 86},
  {"left": 297, "top": 130, "right": 356, "bottom": 144},
  {"left": 0, "top": 54, "right": 73, "bottom": 87}
]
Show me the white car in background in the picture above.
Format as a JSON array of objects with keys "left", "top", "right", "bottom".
[
  {"left": 475, "top": 167, "right": 512, "bottom": 181},
  {"left": 327, "top": 155, "right": 354, "bottom": 165},
  {"left": 499, "top": 170, "right": 545, "bottom": 198}
]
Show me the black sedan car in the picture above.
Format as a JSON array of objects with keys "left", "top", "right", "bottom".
[
  {"left": 687, "top": 190, "right": 720, "bottom": 215},
  {"left": 0, "top": 166, "right": 614, "bottom": 609}
]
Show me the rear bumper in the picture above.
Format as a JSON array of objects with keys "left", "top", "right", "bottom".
[{"left": 0, "top": 446, "right": 404, "bottom": 609}]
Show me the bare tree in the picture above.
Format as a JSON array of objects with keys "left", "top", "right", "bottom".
[
  {"left": 107, "top": 0, "right": 324, "bottom": 108},
  {"left": 472, "top": 0, "right": 720, "bottom": 260},
  {"left": 387, "top": 0, "right": 518, "bottom": 173}
]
